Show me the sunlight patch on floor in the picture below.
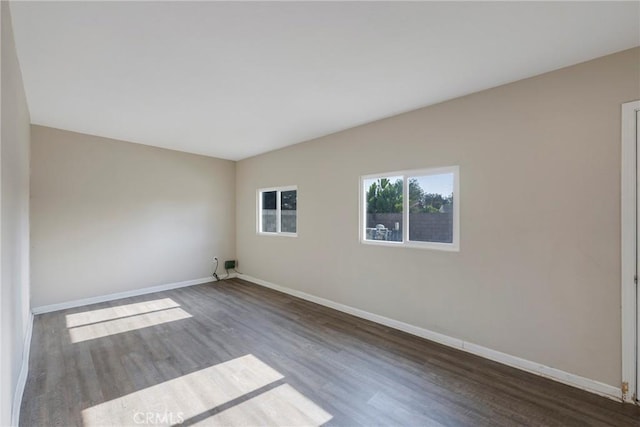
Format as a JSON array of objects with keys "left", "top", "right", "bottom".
[
  {"left": 81, "top": 354, "right": 331, "bottom": 426},
  {"left": 192, "top": 383, "right": 333, "bottom": 427},
  {"left": 68, "top": 306, "right": 191, "bottom": 343},
  {"left": 66, "top": 298, "right": 181, "bottom": 327}
]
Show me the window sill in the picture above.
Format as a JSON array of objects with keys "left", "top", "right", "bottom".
[
  {"left": 257, "top": 232, "right": 298, "bottom": 238},
  {"left": 360, "top": 239, "right": 459, "bottom": 252}
]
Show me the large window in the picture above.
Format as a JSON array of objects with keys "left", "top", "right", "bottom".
[
  {"left": 361, "top": 166, "right": 459, "bottom": 251},
  {"left": 258, "top": 186, "right": 297, "bottom": 236}
]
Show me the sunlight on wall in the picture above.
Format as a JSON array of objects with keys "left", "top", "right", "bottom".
[
  {"left": 68, "top": 307, "right": 192, "bottom": 343},
  {"left": 65, "top": 298, "right": 181, "bottom": 327},
  {"left": 81, "top": 354, "right": 331, "bottom": 426}
]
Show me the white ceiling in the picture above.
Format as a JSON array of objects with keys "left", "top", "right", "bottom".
[{"left": 10, "top": 1, "right": 640, "bottom": 161}]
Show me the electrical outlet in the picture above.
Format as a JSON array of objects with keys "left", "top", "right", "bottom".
[{"left": 224, "top": 260, "right": 236, "bottom": 269}]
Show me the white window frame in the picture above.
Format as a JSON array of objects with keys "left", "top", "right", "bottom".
[
  {"left": 360, "top": 166, "right": 459, "bottom": 251},
  {"left": 257, "top": 185, "right": 298, "bottom": 237}
]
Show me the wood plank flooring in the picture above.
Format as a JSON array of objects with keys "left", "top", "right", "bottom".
[{"left": 20, "top": 278, "right": 640, "bottom": 426}]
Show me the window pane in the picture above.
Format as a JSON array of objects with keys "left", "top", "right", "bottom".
[
  {"left": 364, "top": 176, "right": 403, "bottom": 242},
  {"left": 281, "top": 190, "right": 297, "bottom": 233},
  {"left": 261, "top": 191, "right": 277, "bottom": 232},
  {"left": 408, "top": 173, "right": 454, "bottom": 243}
]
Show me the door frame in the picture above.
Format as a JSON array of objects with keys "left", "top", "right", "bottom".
[{"left": 622, "top": 100, "right": 640, "bottom": 403}]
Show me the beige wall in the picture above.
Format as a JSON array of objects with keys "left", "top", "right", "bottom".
[
  {"left": 1, "top": 1, "right": 32, "bottom": 424},
  {"left": 31, "top": 126, "right": 235, "bottom": 307},
  {"left": 236, "top": 47, "right": 640, "bottom": 387}
]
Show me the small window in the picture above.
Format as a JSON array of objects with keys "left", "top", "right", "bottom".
[
  {"left": 258, "top": 186, "right": 297, "bottom": 236},
  {"left": 361, "top": 166, "right": 459, "bottom": 251}
]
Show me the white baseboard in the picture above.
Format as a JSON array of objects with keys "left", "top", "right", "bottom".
[
  {"left": 32, "top": 276, "right": 221, "bottom": 314},
  {"left": 12, "top": 312, "right": 34, "bottom": 427},
  {"left": 237, "top": 274, "right": 622, "bottom": 402}
]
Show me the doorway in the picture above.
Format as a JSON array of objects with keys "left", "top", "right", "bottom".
[{"left": 622, "top": 100, "right": 640, "bottom": 403}]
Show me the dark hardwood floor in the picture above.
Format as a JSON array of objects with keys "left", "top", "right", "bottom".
[{"left": 20, "top": 278, "right": 640, "bottom": 426}]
